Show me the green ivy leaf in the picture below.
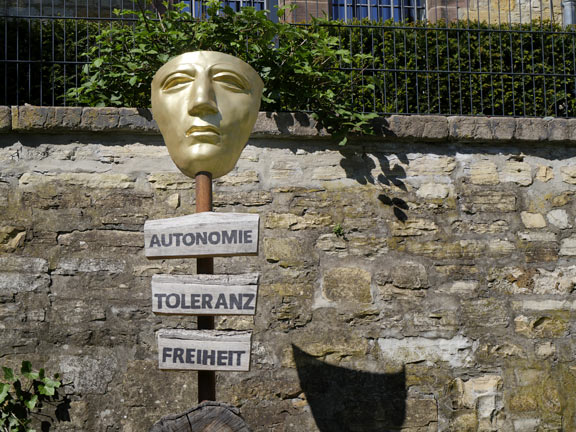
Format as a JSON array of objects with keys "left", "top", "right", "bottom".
[
  {"left": 24, "top": 394, "right": 38, "bottom": 411},
  {"left": 0, "top": 382, "right": 9, "bottom": 403},
  {"left": 2, "top": 367, "right": 14, "bottom": 382}
]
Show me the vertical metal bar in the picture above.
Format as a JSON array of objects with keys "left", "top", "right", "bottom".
[
  {"left": 27, "top": 0, "right": 31, "bottom": 103},
  {"left": 507, "top": 0, "right": 516, "bottom": 116},
  {"left": 518, "top": 0, "right": 527, "bottom": 116},
  {"left": 51, "top": 0, "right": 55, "bottom": 106},
  {"left": 16, "top": 0, "right": 20, "bottom": 106},
  {"left": 63, "top": 0, "right": 67, "bottom": 105},
  {"left": 3, "top": 1, "right": 8, "bottom": 105},
  {"left": 39, "top": 0, "right": 44, "bottom": 105},
  {"left": 455, "top": 0, "right": 463, "bottom": 115},
  {"left": 195, "top": 172, "right": 216, "bottom": 403}
]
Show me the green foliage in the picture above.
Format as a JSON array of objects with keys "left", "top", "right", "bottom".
[
  {"left": 66, "top": 1, "right": 382, "bottom": 143},
  {"left": 62, "top": 3, "right": 576, "bottom": 140},
  {"left": 0, "top": 17, "right": 101, "bottom": 106},
  {"left": 332, "top": 223, "right": 345, "bottom": 238},
  {"left": 0, "top": 361, "right": 62, "bottom": 432}
]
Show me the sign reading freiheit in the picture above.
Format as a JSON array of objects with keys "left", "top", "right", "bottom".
[
  {"left": 157, "top": 329, "right": 252, "bottom": 371},
  {"left": 152, "top": 273, "right": 259, "bottom": 315},
  {"left": 144, "top": 212, "right": 259, "bottom": 258}
]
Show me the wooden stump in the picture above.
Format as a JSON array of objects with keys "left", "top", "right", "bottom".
[{"left": 149, "top": 401, "right": 251, "bottom": 432}]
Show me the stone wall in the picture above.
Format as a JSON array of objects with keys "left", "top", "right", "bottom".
[{"left": 2, "top": 106, "right": 576, "bottom": 431}]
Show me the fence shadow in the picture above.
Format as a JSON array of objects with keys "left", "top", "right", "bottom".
[{"left": 292, "top": 345, "right": 406, "bottom": 432}]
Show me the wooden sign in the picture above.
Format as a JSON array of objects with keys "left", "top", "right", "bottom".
[
  {"left": 144, "top": 212, "right": 259, "bottom": 259},
  {"left": 157, "top": 329, "right": 251, "bottom": 372},
  {"left": 152, "top": 273, "right": 259, "bottom": 316}
]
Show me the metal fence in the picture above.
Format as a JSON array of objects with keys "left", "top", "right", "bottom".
[{"left": 2, "top": 0, "right": 576, "bottom": 116}]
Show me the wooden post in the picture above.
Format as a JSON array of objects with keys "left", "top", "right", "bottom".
[{"left": 195, "top": 171, "right": 216, "bottom": 402}]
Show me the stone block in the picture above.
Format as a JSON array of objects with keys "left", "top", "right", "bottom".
[
  {"left": 460, "top": 189, "right": 516, "bottom": 213},
  {"left": 402, "top": 398, "right": 438, "bottom": 428},
  {"left": 80, "top": 107, "right": 120, "bottom": 131},
  {"left": 0, "top": 256, "right": 48, "bottom": 273},
  {"left": 390, "top": 263, "right": 428, "bottom": 289},
  {"left": 521, "top": 212, "right": 546, "bottom": 228},
  {"left": 547, "top": 118, "right": 568, "bottom": 141},
  {"left": 216, "top": 170, "right": 259, "bottom": 186},
  {"left": 533, "top": 266, "right": 576, "bottom": 295},
  {"left": 266, "top": 212, "right": 332, "bottom": 230},
  {"left": 515, "top": 118, "right": 549, "bottom": 141},
  {"left": 0, "top": 226, "right": 26, "bottom": 251},
  {"left": 535, "top": 165, "right": 554, "bottom": 182},
  {"left": 560, "top": 166, "right": 576, "bottom": 184},
  {"left": 390, "top": 219, "right": 438, "bottom": 236},
  {"left": 546, "top": 209, "right": 571, "bottom": 229},
  {"left": 19, "top": 172, "right": 135, "bottom": 189},
  {"left": 514, "top": 315, "right": 567, "bottom": 338},
  {"left": 407, "top": 155, "right": 456, "bottom": 176},
  {"left": 560, "top": 235, "right": 576, "bottom": 255},
  {"left": 54, "top": 258, "right": 126, "bottom": 275},
  {"left": 387, "top": 115, "right": 448, "bottom": 140},
  {"left": 490, "top": 117, "right": 516, "bottom": 140},
  {"left": 263, "top": 237, "right": 307, "bottom": 267},
  {"left": 416, "top": 183, "right": 452, "bottom": 199},
  {"left": 500, "top": 161, "right": 532, "bottom": 186},
  {"left": 449, "top": 116, "right": 493, "bottom": 140},
  {"left": 59, "top": 351, "right": 117, "bottom": 394},
  {"left": 0, "top": 106, "right": 11, "bottom": 132},
  {"left": 378, "top": 335, "right": 474, "bottom": 367},
  {"left": 469, "top": 160, "right": 499, "bottom": 185},
  {"left": 117, "top": 108, "right": 158, "bottom": 132},
  {"left": 323, "top": 267, "right": 372, "bottom": 302},
  {"left": 147, "top": 172, "right": 194, "bottom": 190}
]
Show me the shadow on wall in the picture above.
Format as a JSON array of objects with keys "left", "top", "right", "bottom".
[
  {"left": 340, "top": 152, "right": 410, "bottom": 222},
  {"left": 292, "top": 345, "right": 407, "bottom": 432}
]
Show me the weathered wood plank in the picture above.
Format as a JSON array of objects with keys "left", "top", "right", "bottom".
[
  {"left": 144, "top": 212, "right": 259, "bottom": 259},
  {"left": 157, "top": 329, "right": 251, "bottom": 372},
  {"left": 152, "top": 274, "right": 259, "bottom": 316},
  {"left": 149, "top": 401, "right": 251, "bottom": 432}
]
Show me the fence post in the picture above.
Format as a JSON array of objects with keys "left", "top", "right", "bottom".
[{"left": 563, "top": 0, "right": 576, "bottom": 26}]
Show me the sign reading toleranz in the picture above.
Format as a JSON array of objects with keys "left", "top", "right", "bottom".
[
  {"left": 144, "top": 212, "right": 259, "bottom": 259},
  {"left": 152, "top": 273, "right": 259, "bottom": 316},
  {"left": 157, "top": 329, "right": 252, "bottom": 372}
]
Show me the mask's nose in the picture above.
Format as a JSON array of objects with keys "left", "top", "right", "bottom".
[{"left": 188, "top": 72, "right": 218, "bottom": 116}]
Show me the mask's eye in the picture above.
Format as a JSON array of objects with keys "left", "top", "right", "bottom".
[
  {"left": 213, "top": 73, "right": 248, "bottom": 92},
  {"left": 162, "top": 74, "right": 194, "bottom": 91}
]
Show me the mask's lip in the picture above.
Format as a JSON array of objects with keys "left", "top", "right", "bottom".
[{"left": 186, "top": 125, "right": 220, "bottom": 137}]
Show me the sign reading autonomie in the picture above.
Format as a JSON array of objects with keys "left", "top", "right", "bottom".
[{"left": 144, "top": 212, "right": 259, "bottom": 258}]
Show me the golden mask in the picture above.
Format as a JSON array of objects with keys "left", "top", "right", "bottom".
[{"left": 151, "top": 51, "right": 263, "bottom": 179}]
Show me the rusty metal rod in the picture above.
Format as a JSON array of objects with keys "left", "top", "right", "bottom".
[{"left": 195, "top": 171, "right": 216, "bottom": 402}]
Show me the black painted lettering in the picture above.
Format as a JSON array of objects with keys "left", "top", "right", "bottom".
[
  {"left": 244, "top": 230, "right": 253, "bottom": 243},
  {"left": 191, "top": 294, "right": 201, "bottom": 308},
  {"left": 217, "top": 351, "right": 228, "bottom": 366},
  {"left": 150, "top": 234, "right": 161, "bottom": 248},
  {"left": 234, "top": 350, "right": 245, "bottom": 366},
  {"left": 202, "top": 294, "right": 213, "bottom": 309},
  {"left": 173, "top": 348, "right": 184, "bottom": 363},
  {"left": 196, "top": 232, "right": 207, "bottom": 245},
  {"left": 173, "top": 233, "right": 183, "bottom": 246},
  {"left": 203, "top": 350, "right": 215, "bottom": 365},
  {"left": 208, "top": 231, "right": 220, "bottom": 245},
  {"left": 180, "top": 294, "right": 191, "bottom": 309},
  {"left": 161, "top": 234, "right": 172, "bottom": 247},
  {"left": 222, "top": 230, "right": 238, "bottom": 244},
  {"left": 162, "top": 347, "right": 172, "bottom": 362},
  {"left": 166, "top": 293, "right": 180, "bottom": 309},
  {"left": 215, "top": 294, "right": 228, "bottom": 309},
  {"left": 185, "top": 348, "right": 196, "bottom": 364},
  {"left": 243, "top": 293, "right": 256, "bottom": 310},
  {"left": 229, "top": 293, "right": 242, "bottom": 310},
  {"left": 154, "top": 293, "right": 167, "bottom": 309},
  {"left": 182, "top": 233, "right": 195, "bottom": 246},
  {"left": 238, "top": 230, "right": 243, "bottom": 244},
  {"left": 197, "top": 349, "right": 202, "bottom": 364},
  {"left": 227, "top": 350, "right": 234, "bottom": 366}
]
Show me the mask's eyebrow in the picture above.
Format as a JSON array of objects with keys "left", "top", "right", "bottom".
[
  {"left": 157, "top": 64, "right": 198, "bottom": 87},
  {"left": 209, "top": 64, "right": 251, "bottom": 90}
]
